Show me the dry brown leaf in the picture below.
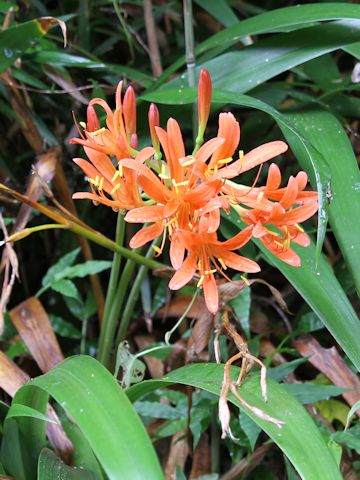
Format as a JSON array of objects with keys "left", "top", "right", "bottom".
[
  {"left": 164, "top": 430, "right": 189, "bottom": 480},
  {"left": 187, "top": 308, "right": 213, "bottom": 359},
  {"left": 189, "top": 434, "right": 211, "bottom": 479},
  {"left": 294, "top": 334, "right": 360, "bottom": 415},
  {"left": 9, "top": 297, "right": 64, "bottom": 372},
  {"left": 220, "top": 444, "right": 272, "bottom": 480},
  {"left": 134, "top": 335, "right": 164, "bottom": 378},
  {"left": 157, "top": 294, "right": 204, "bottom": 319},
  {"left": 0, "top": 351, "right": 29, "bottom": 396}
]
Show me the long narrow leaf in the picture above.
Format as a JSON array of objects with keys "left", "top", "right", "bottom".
[{"left": 127, "top": 363, "right": 342, "bottom": 480}]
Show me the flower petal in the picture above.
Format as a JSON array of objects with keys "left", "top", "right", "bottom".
[
  {"left": 125, "top": 205, "right": 165, "bottom": 223},
  {"left": 221, "top": 225, "right": 254, "bottom": 250},
  {"left": 203, "top": 274, "right": 218, "bottom": 314},
  {"left": 240, "top": 141, "right": 288, "bottom": 174},
  {"left": 169, "top": 253, "right": 197, "bottom": 290},
  {"left": 129, "top": 222, "right": 163, "bottom": 248},
  {"left": 170, "top": 232, "right": 185, "bottom": 269}
]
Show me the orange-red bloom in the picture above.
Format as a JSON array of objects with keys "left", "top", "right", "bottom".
[{"left": 169, "top": 226, "right": 259, "bottom": 313}]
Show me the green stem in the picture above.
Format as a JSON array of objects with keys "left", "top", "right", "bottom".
[
  {"left": 102, "top": 213, "right": 125, "bottom": 323},
  {"left": 165, "top": 289, "right": 198, "bottom": 345},
  {"left": 97, "top": 251, "right": 139, "bottom": 366},
  {"left": 183, "top": 0, "right": 197, "bottom": 140},
  {"left": 112, "top": 0, "right": 135, "bottom": 62},
  {"left": 115, "top": 239, "right": 159, "bottom": 346}
]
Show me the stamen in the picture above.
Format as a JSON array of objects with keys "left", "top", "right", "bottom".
[
  {"left": 98, "top": 177, "right": 104, "bottom": 191},
  {"left": 257, "top": 192, "right": 264, "bottom": 203},
  {"left": 181, "top": 157, "right": 195, "bottom": 167},
  {"left": 197, "top": 275, "right": 205, "bottom": 287},
  {"left": 79, "top": 121, "right": 87, "bottom": 129},
  {"left": 118, "top": 164, "right": 123, "bottom": 177},
  {"left": 152, "top": 245, "right": 162, "bottom": 255},
  {"left": 205, "top": 269, "right": 217, "bottom": 275},
  {"left": 110, "top": 184, "right": 121, "bottom": 195},
  {"left": 218, "top": 157, "right": 232, "bottom": 165},
  {"left": 274, "top": 240, "right": 283, "bottom": 248},
  {"left": 174, "top": 180, "right": 189, "bottom": 187},
  {"left": 92, "top": 127, "right": 106, "bottom": 136},
  {"left": 295, "top": 223, "right": 304, "bottom": 232},
  {"left": 218, "top": 258, "right": 227, "bottom": 270},
  {"left": 240, "top": 275, "right": 250, "bottom": 286},
  {"left": 111, "top": 170, "right": 120, "bottom": 182}
]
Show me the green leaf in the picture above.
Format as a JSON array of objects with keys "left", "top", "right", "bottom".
[
  {"left": 62, "top": 260, "right": 112, "bottom": 280},
  {"left": 239, "top": 412, "right": 261, "bottom": 451},
  {"left": 283, "top": 108, "right": 360, "bottom": 294},
  {"left": 127, "top": 363, "right": 342, "bottom": 480},
  {"left": 155, "top": 3, "right": 360, "bottom": 86},
  {"left": 38, "top": 448, "right": 95, "bottom": 479},
  {"left": 194, "top": 0, "right": 238, "bottom": 27},
  {"left": 6, "top": 356, "right": 163, "bottom": 480},
  {"left": 6, "top": 404, "right": 58, "bottom": 424},
  {"left": 163, "top": 21, "right": 360, "bottom": 102},
  {"left": 0, "top": 17, "right": 64, "bottom": 73},
  {"left": 345, "top": 399, "right": 360, "bottom": 429},
  {"left": 284, "top": 384, "right": 347, "bottom": 404},
  {"left": 41, "top": 248, "right": 80, "bottom": 288},
  {"left": 51, "top": 279, "right": 81, "bottom": 300},
  {"left": 230, "top": 286, "right": 251, "bottom": 338},
  {"left": 60, "top": 414, "right": 104, "bottom": 479},
  {"left": 49, "top": 314, "right": 81, "bottom": 339}
]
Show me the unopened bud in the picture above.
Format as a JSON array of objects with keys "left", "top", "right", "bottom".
[
  {"left": 123, "top": 85, "right": 137, "bottom": 137},
  {"left": 148, "top": 103, "right": 160, "bottom": 151},
  {"left": 198, "top": 69, "right": 212, "bottom": 138},
  {"left": 86, "top": 105, "right": 100, "bottom": 132}
]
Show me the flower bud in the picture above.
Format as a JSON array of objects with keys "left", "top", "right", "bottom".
[
  {"left": 197, "top": 69, "right": 212, "bottom": 138},
  {"left": 86, "top": 105, "right": 100, "bottom": 132},
  {"left": 148, "top": 103, "right": 160, "bottom": 151},
  {"left": 123, "top": 85, "right": 136, "bottom": 138}
]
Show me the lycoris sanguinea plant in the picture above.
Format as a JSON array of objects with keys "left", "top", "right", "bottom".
[{"left": 71, "top": 70, "right": 318, "bottom": 314}]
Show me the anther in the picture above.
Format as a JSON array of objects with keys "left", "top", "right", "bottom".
[{"left": 110, "top": 184, "right": 121, "bottom": 195}]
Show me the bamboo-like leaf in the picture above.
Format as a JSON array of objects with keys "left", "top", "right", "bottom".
[
  {"left": 127, "top": 363, "right": 342, "bottom": 480},
  {"left": 2, "top": 356, "right": 163, "bottom": 480},
  {"left": 0, "top": 17, "right": 65, "bottom": 73},
  {"left": 38, "top": 448, "right": 95, "bottom": 479}
]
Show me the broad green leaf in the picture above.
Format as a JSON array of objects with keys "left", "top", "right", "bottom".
[
  {"left": 61, "top": 415, "right": 104, "bottom": 480},
  {"left": 38, "top": 448, "right": 95, "bottom": 479},
  {"left": 194, "top": 0, "right": 238, "bottom": 27},
  {"left": 0, "top": 17, "right": 65, "bottom": 73},
  {"left": 239, "top": 412, "right": 261, "bottom": 451},
  {"left": 163, "top": 21, "right": 360, "bottom": 96},
  {"left": 127, "top": 363, "right": 342, "bottom": 480},
  {"left": 283, "top": 108, "right": 360, "bottom": 294},
  {"left": 5, "top": 356, "right": 163, "bottom": 480},
  {"left": 269, "top": 359, "right": 308, "bottom": 382},
  {"left": 154, "top": 4, "right": 360, "bottom": 86},
  {"left": 51, "top": 279, "right": 81, "bottom": 300},
  {"left": 41, "top": 248, "right": 80, "bottom": 288}
]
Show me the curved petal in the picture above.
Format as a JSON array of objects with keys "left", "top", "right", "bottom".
[
  {"left": 125, "top": 205, "right": 165, "bottom": 223},
  {"left": 240, "top": 141, "right": 288, "bottom": 174},
  {"left": 280, "top": 176, "right": 298, "bottom": 209},
  {"left": 220, "top": 251, "right": 260, "bottom": 273},
  {"left": 203, "top": 274, "right": 218, "bottom": 314},
  {"left": 169, "top": 253, "right": 197, "bottom": 290},
  {"left": 184, "top": 180, "right": 222, "bottom": 208},
  {"left": 221, "top": 225, "right": 254, "bottom": 250},
  {"left": 167, "top": 118, "right": 185, "bottom": 181},
  {"left": 195, "top": 137, "right": 225, "bottom": 163},
  {"left": 261, "top": 239, "right": 301, "bottom": 267},
  {"left": 135, "top": 146, "right": 156, "bottom": 163},
  {"left": 266, "top": 163, "right": 282, "bottom": 190},
  {"left": 129, "top": 222, "right": 163, "bottom": 248},
  {"left": 170, "top": 232, "right": 185, "bottom": 269},
  {"left": 209, "top": 113, "right": 240, "bottom": 167}
]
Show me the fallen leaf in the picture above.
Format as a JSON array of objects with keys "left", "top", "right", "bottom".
[
  {"left": 9, "top": 297, "right": 64, "bottom": 372},
  {"left": 189, "top": 434, "right": 211, "bottom": 479},
  {"left": 294, "top": 334, "right": 360, "bottom": 415}
]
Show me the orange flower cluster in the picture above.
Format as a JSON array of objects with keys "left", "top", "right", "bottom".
[{"left": 71, "top": 71, "right": 318, "bottom": 313}]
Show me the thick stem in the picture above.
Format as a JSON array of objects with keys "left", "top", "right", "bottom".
[
  {"left": 102, "top": 213, "right": 125, "bottom": 323},
  {"left": 115, "top": 239, "right": 159, "bottom": 346},
  {"left": 96, "top": 253, "right": 139, "bottom": 366},
  {"left": 144, "top": 0, "right": 163, "bottom": 77}
]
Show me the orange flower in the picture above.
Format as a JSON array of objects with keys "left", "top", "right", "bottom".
[
  {"left": 237, "top": 164, "right": 318, "bottom": 266},
  {"left": 71, "top": 81, "right": 137, "bottom": 160},
  {"left": 121, "top": 117, "right": 226, "bottom": 248},
  {"left": 72, "top": 146, "right": 154, "bottom": 211},
  {"left": 169, "top": 226, "right": 259, "bottom": 313}
]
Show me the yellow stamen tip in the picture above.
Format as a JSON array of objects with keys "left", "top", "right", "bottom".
[{"left": 240, "top": 275, "right": 250, "bottom": 286}]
